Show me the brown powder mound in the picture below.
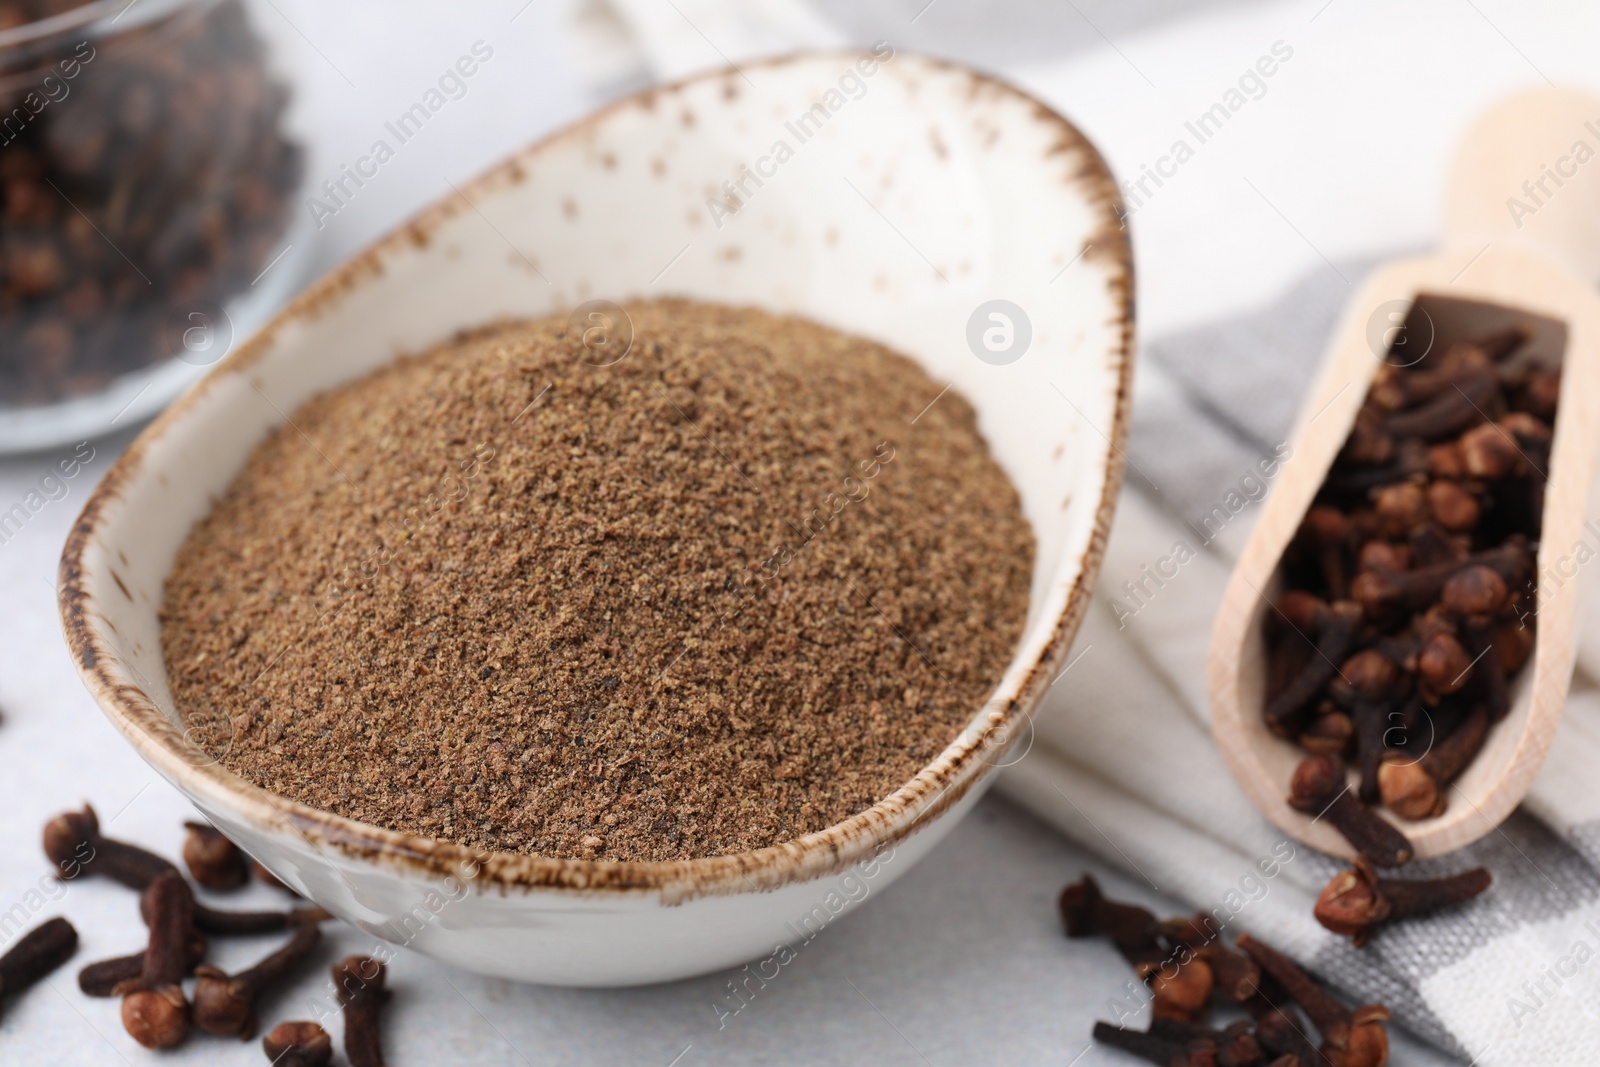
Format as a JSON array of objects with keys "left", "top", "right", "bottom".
[{"left": 161, "top": 299, "right": 1034, "bottom": 861}]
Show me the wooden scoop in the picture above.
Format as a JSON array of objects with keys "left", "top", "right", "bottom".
[{"left": 1209, "top": 88, "right": 1600, "bottom": 861}]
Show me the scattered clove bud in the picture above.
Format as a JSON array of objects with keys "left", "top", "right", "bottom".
[
  {"left": 1252, "top": 1008, "right": 1323, "bottom": 1066},
  {"left": 1150, "top": 1018, "right": 1265, "bottom": 1067},
  {"left": 195, "top": 917, "right": 322, "bottom": 1038},
  {"left": 1314, "top": 860, "right": 1491, "bottom": 946},
  {"left": 78, "top": 932, "right": 207, "bottom": 997},
  {"left": 118, "top": 871, "right": 194, "bottom": 1049},
  {"left": 263, "top": 1021, "right": 334, "bottom": 1066},
  {"left": 1091, "top": 1020, "right": 1219, "bottom": 1067},
  {"left": 183, "top": 821, "right": 249, "bottom": 891},
  {"left": 1060, "top": 874, "right": 1163, "bottom": 965},
  {"left": 1064, "top": 878, "right": 1401, "bottom": 1067},
  {"left": 43, "top": 805, "right": 178, "bottom": 889},
  {"left": 1196, "top": 943, "right": 1262, "bottom": 1006},
  {"left": 1237, "top": 934, "right": 1389, "bottom": 1067},
  {"left": 139, "top": 884, "right": 331, "bottom": 936},
  {"left": 334, "top": 955, "right": 390, "bottom": 1067},
  {"left": 0, "top": 917, "right": 77, "bottom": 1018},
  {"left": 1143, "top": 955, "right": 1215, "bottom": 1022}
]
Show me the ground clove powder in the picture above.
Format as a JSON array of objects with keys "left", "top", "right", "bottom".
[{"left": 162, "top": 300, "right": 1033, "bottom": 861}]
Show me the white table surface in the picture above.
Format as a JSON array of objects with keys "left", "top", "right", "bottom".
[{"left": 10, "top": 0, "right": 1600, "bottom": 1061}]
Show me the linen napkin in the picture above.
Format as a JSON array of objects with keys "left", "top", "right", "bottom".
[{"left": 997, "top": 265, "right": 1600, "bottom": 1065}]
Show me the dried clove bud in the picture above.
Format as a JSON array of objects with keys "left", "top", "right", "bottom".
[
  {"left": 183, "top": 821, "right": 249, "bottom": 891},
  {"left": 43, "top": 805, "right": 178, "bottom": 889},
  {"left": 1255, "top": 1013, "right": 1321, "bottom": 1066},
  {"left": 1149, "top": 1018, "right": 1264, "bottom": 1067},
  {"left": 1461, "top": 621, "right": 1510, "bottom": 720},
  {"left": 1427, "top": 442, "right": 1465, "bottom": 479},
  {"left": 1331, "top": 651, "right": 1399, "bottom": 704},
  {"left": 1493, "top": 622, "right": 1533, "bottom": 675},
  {"left": 0, "top": 917, "right": 77, "bottom": 1018},
  {"left": 1314, "top": 860, "right": 1491, "bottom": 946},
  {"left": 1339, "top": 408, "right": 1395, "bottom": 465},
  {"left": 1266, "top": 602, "right": 1363, "bottom": 735},
  {"left": 1273, "top": 591, "right": 1331, "bottom": 635},
  {"left": 1237, "top": 934, "right": 1390, "bottom": 1067},
  {"left": 262, "top": 1021, "right": 333, "bottom": 1067},
  {"left": 195, "top": 918, "right": 322, "bottom": 1038},
  {"left": 1457, "top": 421, "right": 1522, "bottom": 480},
  {"left": 78, "top": 932, "right": 206, "bottom": 997},
  {"left": 1143, "top": 956, "right": 1214, "bottom": 1022},
  {"left": 1355, "top": 541, "right": 1410, "bottom": 575},
  {"left": 1500, "top": 411, "right": 1552, "bottom": 448},
  {"left": 1416, "top": 631, "right": 1472, "bottom": 700},
  {"left": 1300, "top": 709, "right": 1353, "bottom": 755},
  {"left": 1196, "top": 943, "right": 1262, "bottom": 1005},
  {"left": 1301, "top": 507, "right": 1352, "bottom": 600},
  {"left": 1060, "top": 874, "right": 1163, "bottom": 965},
  {"left": 1353, "top": 543, "right": 1526, "bottom": 622},
  {"left": 1371, "top": 483, "right": 1428, "bottom": 540},
  {"left": 1349, "top": 700, "right": 1391, "bottom": 806},
  {"left": 1424, "top": 481, "right": 1479, "bottom": 533},
  {"left": 1383, "top": 368, "right": 1497, "bottom": 441},
  {"left": 1288, "top": 754, "right": 1413, "bottom": 867},
  {"left": 334, "top": 955, "right": 390, "bottom": 1067},
  {"left": 1515, "top": 369, "right": 1560, "bottom": 420},
  {"left": 119, "top": 871, "right": 194, "bottom": 1049},
  {"left": 1408, "top": 522, "right": 1465, "bottom": 568},
  {"left": 1378, "top": 705, "right": 1490, "bottom": 819},
  {"left": 139, "top": 886, "right": 331, "bottom": 936},
  {"left": 1440, "top": 565, "right": 1507, "bottom": 618}
]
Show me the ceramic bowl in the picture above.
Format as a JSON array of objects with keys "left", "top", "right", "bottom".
[{"left": 58, "top": 51, "right": 1133, "bottom": 986}]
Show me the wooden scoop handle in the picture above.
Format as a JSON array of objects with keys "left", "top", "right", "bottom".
[{"left": 1444, "top": 87, "right": 1600, "bottom": 284}]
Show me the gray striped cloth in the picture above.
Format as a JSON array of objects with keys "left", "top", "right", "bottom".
[{"left": 998, "top": 263, "right": 1600, "bottom": 1066}]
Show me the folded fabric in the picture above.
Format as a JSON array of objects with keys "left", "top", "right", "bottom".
[{"left": 997, "top": 268, "right": 1600, "bottom": 1065}]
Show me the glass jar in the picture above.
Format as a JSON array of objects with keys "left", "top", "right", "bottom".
[{"left": 0, "top": 0, "right": 305, "bottom": 452}]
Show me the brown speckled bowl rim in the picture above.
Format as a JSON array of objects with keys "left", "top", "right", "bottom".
[{"left": 58, "top": 51, "right": 1134, "bottom": 900}]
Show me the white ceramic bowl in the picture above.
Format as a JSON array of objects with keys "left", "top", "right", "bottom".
[{"left": 59, "top": 51, "right": 1133, "bottom": 986}]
